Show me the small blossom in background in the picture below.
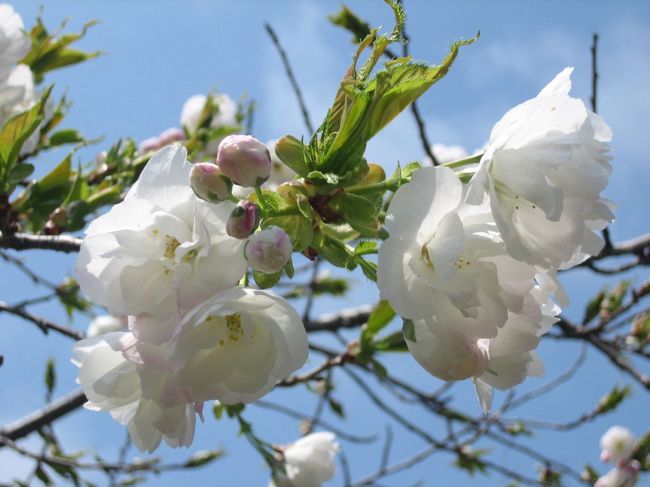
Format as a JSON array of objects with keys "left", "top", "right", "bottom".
[
  {"left": 271, "top": 432, "right": 340, "bottom": 487},
  {"left": 245, "top": 226, "right": 293, "bottom": 274},
  {"left": 601, "top": 426, "right": 637, "bottom": 464},
  {"left": 595, "top": 426, "right": 640, "bottom": 487},
  {"left": 467, "top": 67, "right": 614, "bottom": 270},
  {"left": 180, "top": 93, "right": 238, "bottom": 133}
]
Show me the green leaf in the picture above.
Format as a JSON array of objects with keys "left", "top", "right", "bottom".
[
  {"left": 455, "top": 448, "right": 488, "bottom": 475},
  {"left": 0, "top": 87, "right": 52, "bottom": 191},
  {"left": 582, "top": 290, "right": 606, "bottom": 324},
  {"left": 354, "top": 241, "right": 377, "bottom": 256},
  {"left": 25, "top": 19, "right": 100, "bottom": 82},
  {"left": 49, "top": 129, "right": 85, "bottom": 147},
  {"left": 7, "top": 163, "right": 35, "bottom": 184},
  {"left": 356, "top": 256, "right": 377, "bottom": 282},
  {"left": 252, "top": 270, "right": 282, "bottom": 289},
  {"left": 329, "top": 5, "right": 371, "bottom": 43},
  {"left": 597, "top": 385, "right": 631, "bottom": 413},
  {"left": 283, "top": 258, "right": 295, "bottom": 279},
  {"left": 213, "top": 402, "right": 225, "bottom": 420},
  {"left": 601, "top": 281, "right": 631, "bottom": 316},
  {"left": 328, "top": 398, "right": 345, "bottom": 418},
  {"left": 44, "top": 358, "right": 56, "bottom": 397},
  {"left": 402, "top": 319, "right": 416, "bottom": 342},
  {"left": 372, "top": 330, "right": 407, "bottom": 352},
  {"left": 184, "top": 450, "right": 224, "bottom": 468},
  {"left": 342, "top": 193, "right": 380, "bottom": 236},
  {"left": 363, "top": 300, "right": 395, "bottom": 343},
  {"left": 35, "top": 466, "right": 53, "bottom": 486}
]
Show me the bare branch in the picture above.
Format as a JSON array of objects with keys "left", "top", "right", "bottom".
[
  {"left": 0, "top": 232, "right": 82, "bottom": 253},
  {"left": 1, "top": 389, "right": 87, "bottom": 442},
  {"left": 305, "top": 304, "right": 372, "bottom": 332},
  {"left": 0, "top": 301, "right": 85, "bottom": 340}
]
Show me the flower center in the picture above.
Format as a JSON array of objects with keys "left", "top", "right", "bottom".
[{"left": 163, "top": 235, "right": 181, "bottom": 259}]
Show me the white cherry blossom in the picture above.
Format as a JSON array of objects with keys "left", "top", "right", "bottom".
[
  {"left": 171, "top": 287, "right": 308, "bottom": 405},
  {"left": 467, "top": 67, "right": 614, "bottom": 269},
  {"left": 0, "top": 4, "right": 31, "bottom": 80},
  {"left": 180, "top": 93, "right": 238, "bottom": 134},
  {"left": 76, "top": 144, "right": 247, "bottom": 318},
  {"left": 271, "top": 432, "right": 340, "bottom": 487},
  {"left": 378, "top": 166, "right": 536, "bottom": 339},
  {"left": 601, "top": 426, "right": 637, "bottom": 464},
  {"left": 72, "top": 332, "right": 201, "bottom": 453}
]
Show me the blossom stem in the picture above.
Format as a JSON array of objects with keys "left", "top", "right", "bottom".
[
  {"left": 346, "top": 178, "right": 402, "bottom": 195},
  {"left": 255, "top": 185, "right": 268, "bottom": 211},
  {"left": 441, "top": 153, "right": 482, "bottom": 169}
]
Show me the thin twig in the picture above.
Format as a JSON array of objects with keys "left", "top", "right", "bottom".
[
  {"left": 264, "top": 23, "right": 314, "bottom": 135},
  {"left": 0, "top": 301, "right": 85, "bottom": 340},
  {"left": 254, "top": 400, "right": 376, "bottom": 444}
]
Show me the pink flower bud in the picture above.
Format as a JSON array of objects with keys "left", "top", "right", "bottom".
[
  {"left": 227, "top": 200, "right": 261, "bottom": 239},
  {"left": 245, "top": 226, "right": 292, "bottom": 274},
  {"left": 159, "top": 127, "right": 185, "bottom": 145},
  {"left": 139, "top": 136, "right": 162, "bottom": 153},
  {"left": 190, "top": 162, "right": 232, "bottom": 202},
  {"left": 217, "top": 134, "right": 271, "bottom": 187}
]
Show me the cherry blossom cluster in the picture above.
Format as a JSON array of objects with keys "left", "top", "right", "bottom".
[
  {"left": 596, "top": 426, "right": 640, "bottom": 487},
  {"left": 74, "top": 145, "right": 308, "bottom": 452},
  {"left": 378, "top": 68, "right": 613, "bottom": 410}
]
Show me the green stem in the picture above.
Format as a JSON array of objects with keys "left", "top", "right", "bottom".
[
  {"left": 346, "top": 177, "right": 401, "bottom": 195},
  {"left": 441, "top": 153, "right": 482, "bottom": 169},
  {"left": 254, "top": 185, "right": 267, "bottom": 211}
]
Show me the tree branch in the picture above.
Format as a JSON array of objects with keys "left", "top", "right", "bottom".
[
  {"left": 1, "top": 389, "right": 87, "bottom": 442},
  {"left": 0, "top": 301, "right": 85, "bottom": 340},
  {"left": 0, "top": 232, "right": 82, "bottom": 253}
]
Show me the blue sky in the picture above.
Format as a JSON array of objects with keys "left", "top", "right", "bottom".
[{"left": 1, "top": 1, "right": 649, "bottom": 485}]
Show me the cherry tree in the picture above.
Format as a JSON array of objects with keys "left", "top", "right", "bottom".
[{"left": 0, "top": 2, "right": 648, "bottom": 486}]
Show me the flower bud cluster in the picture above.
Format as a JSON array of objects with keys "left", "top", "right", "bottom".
[{"left": 378, "top": 68, "right": 614, "bottom": 410}]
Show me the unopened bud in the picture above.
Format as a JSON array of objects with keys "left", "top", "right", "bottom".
[
  {"left": 245, "top": 226, "right": 292, "bottom": 274},
  {"left": 139, "top": 137, "right": 162, "bottom": 153},
  {"left": 159, "top": 127, "right": 185, "bottom": 145},
  {"left": 190, "top": 162, "right": 232, "bottom": 202},
  {"left": 227, "top": 200, "right": 261, "bottom": 239},
  {"left": 217, "top": 134, "right": 271, "bottom": 187}
]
